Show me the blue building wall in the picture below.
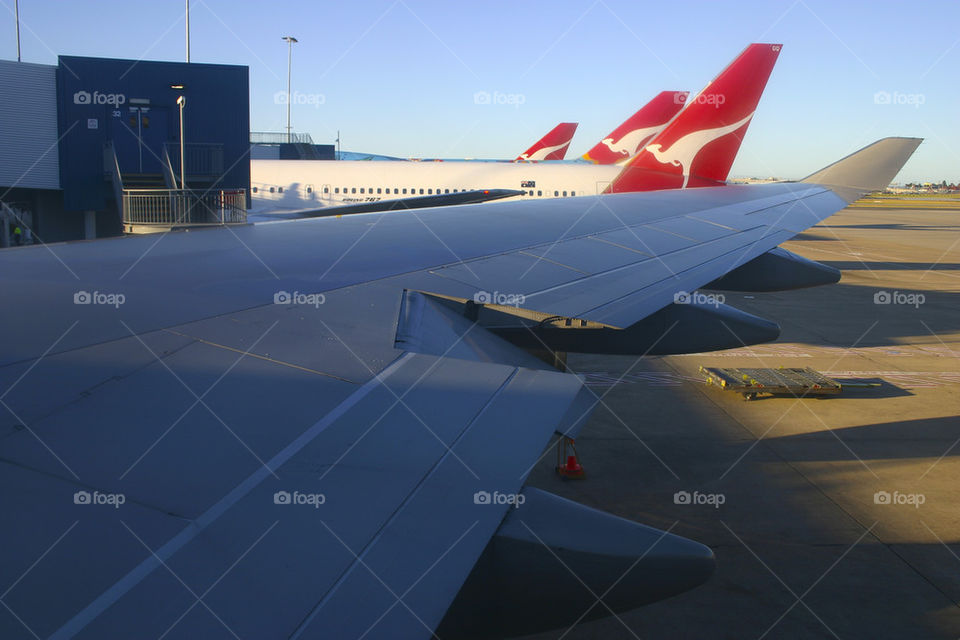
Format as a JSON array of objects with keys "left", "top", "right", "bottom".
[{"left": 56, "top": 56, "right": 249, "bottom": 214}]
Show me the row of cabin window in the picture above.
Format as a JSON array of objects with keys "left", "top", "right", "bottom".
[{"left": 253, "top": 186, "right": 577, "bottom": 197}]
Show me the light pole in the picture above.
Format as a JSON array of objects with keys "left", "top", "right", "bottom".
[
  {"left": 176, "top": 95, "right": 186, "bottom": 190},
  {"left": 282, "top": 36, "right": 298, "bottom": 143},
  {"left": 15, "top": 0, "right": 21, "bottom": 62},
  {"left": 185, "top": 0, "right": 190, "bottom": 62}
]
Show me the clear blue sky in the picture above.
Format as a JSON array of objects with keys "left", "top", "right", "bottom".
[{"left": 3, "top": 0, "right": 957, "bottom": 182}]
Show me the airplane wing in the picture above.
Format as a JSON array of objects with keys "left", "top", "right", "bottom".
[
  {"left": 0, "top": 137, "right": 919, "bottom": 639},
  {"left": 271, "top": 188, "right": 525, "bottom": 219}
]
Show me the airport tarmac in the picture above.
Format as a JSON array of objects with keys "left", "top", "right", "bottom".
[{"left": 522, "top": 202, "right": 960, "bottom": 639}]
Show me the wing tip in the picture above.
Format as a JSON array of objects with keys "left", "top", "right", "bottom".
[{"left": 801, "top": 137, "right": 923, "bottom": 202}]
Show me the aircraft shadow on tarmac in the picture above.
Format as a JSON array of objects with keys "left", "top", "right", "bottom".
[
  {"left": 820, "top": 260, "right": 960, "bottom": 271},
  {"left": 528, "top": 354, "right": 960, "bottom": 640},
  {"left": 816, "top": 222, "right": 960, "bottom": 232},
  {"left": 764, "top": 415, "right": 960, "bottom": 462},
  {"left": 719, "top": 282, "right": 960, "bottom": 351}
]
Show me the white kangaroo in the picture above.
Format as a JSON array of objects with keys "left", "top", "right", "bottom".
[
  {"left": 643, "top": 112, "right": 754, "bottom": 188},
  {"left": 600, "top": 124, "right": 664, "bottom": 158},
  {"left": 519, "top": 141, "right": 572, "bottom": 161}
]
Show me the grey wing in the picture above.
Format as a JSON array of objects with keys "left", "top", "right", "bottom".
[{"left": 0, "top": 137, "right": 919, "bottom": 638}]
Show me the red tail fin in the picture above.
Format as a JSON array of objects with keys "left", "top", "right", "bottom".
[
  {"left": 582, "top": 91, "right": 688, "bottom": 165},
  {"left": 607, "top": 43, "right": 782, "bottom": 193},
  {"left": 515, "top": 122, "right": 578, "bottom": 162}
]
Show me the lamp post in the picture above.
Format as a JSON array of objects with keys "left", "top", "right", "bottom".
[
  {"left": 282, "top": 36, "right": 298, "bottom": 143},
  {"left": 15, "top": 0, "right": 21, "bottom": 62},
  {"left": 185, "top": 0, "right": 190, "bottom": 62},
  {"left": 176, "top": 95, "right": 186, "bottom": 190}
]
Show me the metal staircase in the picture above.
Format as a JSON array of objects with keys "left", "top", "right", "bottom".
[{"left": 104, "top": 141, "right": 246, "bottom": 234}]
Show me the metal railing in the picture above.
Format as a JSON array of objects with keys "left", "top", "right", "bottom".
[
  {"left": 250, "top": 131, "right": 314, "bottom": 145},
  {"left": 103, "top": 141, "right": 125, "bottom": 213},
  {"left": 122, "top": 189, "right": 246, "bottom": 226},
  {"left": 160, "top": 144, "right": 179, "bottom": 189},
  {"left": 163, "top": 142, "right": 224, "bottom": 177}
]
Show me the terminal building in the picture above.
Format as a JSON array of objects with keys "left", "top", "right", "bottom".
[{"left": 0, "top": 55, "right": 251, "bottom": 243}]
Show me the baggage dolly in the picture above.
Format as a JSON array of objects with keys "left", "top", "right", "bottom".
[{"left": 699, "top": 366, "right": 849, "bottom": 400}]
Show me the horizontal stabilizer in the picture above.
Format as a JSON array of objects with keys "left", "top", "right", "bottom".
[{"left": 802, "top": 137, "right": 923, "bottom": 202}]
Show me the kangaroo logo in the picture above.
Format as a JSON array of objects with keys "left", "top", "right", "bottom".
[
  {"left": 519, "top": 141, "right": 571, "bottom": 161},
  {"left": 600, "top": 124, "right": 663, "bottom": 158},
  {"left": 643, "top": 112, "right": 754, "bottom": 188}
]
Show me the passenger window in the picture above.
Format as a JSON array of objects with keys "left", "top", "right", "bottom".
[
  {"left": 553, "top": 190, "right": 558, "bottom": 197},
  {"left": 377, "top": 188, "right": 382, "bottom": 194},
  {"left": 278, "top": 186, "right": 283, "bottom": 193},
  {"left": 402, "top": 188, "right": 407, "bottom": 194},
  {"left": 419, "top": 188, "right": 424, "bottom": 194},
  {"left": 428, "top": 189, "right": 433, "bottom": 195},
  {"left": 360, "top": 188, "right": 365, "bottom": 194},
  {"left": 252, "top": 187, "right": 258, "bottom": 193},
  {"left": 269, "top": 187, "right": 275, "bottom": 193},
  {"left": 562, "top": 191, "right": 567, "bottom": 197},
  {"left": 537, "top": 190, "right": 542, "bottom": 196},
  {"left": 351, "top": 188, "right": 356, "bottom": 194},
  {"left": 394, "top": 188, "right": 399, "bottom": 194},
  {"left": 445, "top": 188, "right": 450, "bottom": 194},
  {"left": 323, "top": 187, "right": 328, "bottom": 194},
  {"left": 306, "top": 186, "right": 312, "bottom": 193}
]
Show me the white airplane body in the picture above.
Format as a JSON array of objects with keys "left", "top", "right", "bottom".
[
  {"left": 250, "top": 43, "right": 779, "bottom": 215},
  {"left": 251, "top": 159, "right": 622, "bottom": 211}
]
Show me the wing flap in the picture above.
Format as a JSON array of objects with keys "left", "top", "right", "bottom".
[{"left": 295, "top": 365, "right": 584, "bottom": 638}]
